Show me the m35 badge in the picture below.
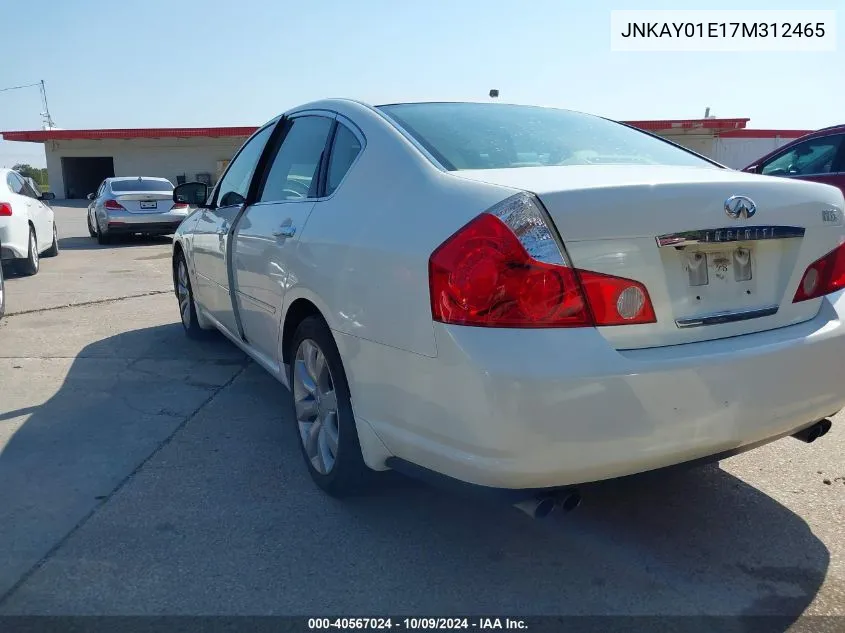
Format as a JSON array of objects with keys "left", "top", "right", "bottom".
[{"left": 822, "top": 208, "right": 840, "bottom": 223}]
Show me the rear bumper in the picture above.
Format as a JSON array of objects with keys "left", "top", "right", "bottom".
[
  {"left": 342, "top": 291, "right": 845, "bottom": 489},
  {"left": 99, "top": 210, "right": 189, "bottom": 234},
  {"left": 106, "top": 221, "right": 184, "bottom": 235},
  {"left": 0, "top": 217, "right": 30, "bottom": 260}
]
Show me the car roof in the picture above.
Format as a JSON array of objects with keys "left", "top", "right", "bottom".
[{"left": 108, "top": 176, "right": 171, "bottom": 182}]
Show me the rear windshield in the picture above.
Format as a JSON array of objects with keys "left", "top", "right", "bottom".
[
  {"left": 110, "top": 179, "right": 173, "bottom": 192},
  {"left": 377, "top": 103, "right": 716, "bottom": 171}
]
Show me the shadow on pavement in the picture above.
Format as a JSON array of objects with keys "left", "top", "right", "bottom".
[
  {"left": 58, "top": 235, "right": 174, "bottom": 251},
  {"left": 0, "top": 324, "right": 830, "bottom": 621}
]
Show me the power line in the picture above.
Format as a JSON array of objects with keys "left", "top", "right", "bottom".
[
  {"left": 0, "top": 82, "right": 41, "bottom": 93},
  {"left": 0, "top": 80, "right": 56, "bottom": 128}
]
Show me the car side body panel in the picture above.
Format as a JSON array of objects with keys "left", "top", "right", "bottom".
[{"left": 279, "top": 100, "right": 514, "bottom": 360}]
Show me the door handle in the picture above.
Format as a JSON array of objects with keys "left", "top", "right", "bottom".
[{"left": 273, "top": 225, "right": 296, "bottom": 239}]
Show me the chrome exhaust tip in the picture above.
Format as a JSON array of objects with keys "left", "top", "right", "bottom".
[
  {"left": 557, "top": 491, "right": 582, "bottom": 513},
  {"left": 514, "top": 490, "right": 581, "bottom": 519},
  {"left": 792, "top": 419, "right": 832, "bottom": 444},
  {"left": 514, "top": 496, "right": 557, "bottom": 519}
]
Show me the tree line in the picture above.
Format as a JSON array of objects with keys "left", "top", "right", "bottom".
[{"left": 12, "top": 163, "right": 49, "bottom": 188}]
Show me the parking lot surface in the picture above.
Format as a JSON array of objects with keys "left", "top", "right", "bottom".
[{"left": 0, "top": 202, "right": 843, "bottom": 618}]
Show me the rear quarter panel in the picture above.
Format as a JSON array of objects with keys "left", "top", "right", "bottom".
[{"left": 281, "top": 102, "right": 516, "bottom": 359}]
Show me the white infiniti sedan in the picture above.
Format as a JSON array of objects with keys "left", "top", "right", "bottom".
[{"left": 171, "top": 100, "right": 845, "bottom": 512}]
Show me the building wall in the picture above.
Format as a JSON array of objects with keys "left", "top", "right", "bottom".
[
  {"left": 649, "top": 133, "right": 797, "bottom": 169},
  {"left": 45, "top": 136, "right": 248, "bottom": 197},
  {"left": 661, "top": 134, "right": 715, "bottom": 158},
  {"left": 711, "top": 137, "right": 796, "bottom": 170}
]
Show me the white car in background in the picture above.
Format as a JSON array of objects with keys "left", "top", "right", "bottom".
[
  {"left": 0, "top": 168, "right": 58, "bottom": 276},
  {"left": 86, "top": 176, "right": 191, "bottom": 245},
  {"left": 171, "top": 100, "right": 845, "bottom": 516}
]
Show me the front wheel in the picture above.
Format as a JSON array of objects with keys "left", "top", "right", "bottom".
[
  {"left": 175, "top": 251, "right": 210, "bottom": 339},
  {"left": 288, "top": 316, "right": 372, "bottom": 497}
]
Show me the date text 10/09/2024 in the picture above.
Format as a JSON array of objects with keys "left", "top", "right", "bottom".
[{"left": 308, "top": 618, "right": 528, "bottom": 630}]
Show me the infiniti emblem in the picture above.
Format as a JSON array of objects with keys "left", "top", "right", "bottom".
[{"left": 725, "top": 195, "right": 757, "bottom": 219}]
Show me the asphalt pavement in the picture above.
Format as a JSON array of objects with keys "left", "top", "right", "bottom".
[{"left": 0, "top": 202, "right": 843, "bottom": 621}]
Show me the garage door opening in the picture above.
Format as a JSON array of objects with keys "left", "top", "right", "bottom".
[{"left": 61, "top": 157, "right": 115, "bottom": 199}]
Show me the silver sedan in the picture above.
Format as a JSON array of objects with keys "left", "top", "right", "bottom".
[{"left": 87, "top": 177, "right": 191, "bottom": 245}]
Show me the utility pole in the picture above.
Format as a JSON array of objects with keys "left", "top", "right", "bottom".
[
  {"left": 40, "top": 80, "right": 55, "bottom": 129},
  {"left": 0, "top": 79, "right": 56, "bottom": 129}
]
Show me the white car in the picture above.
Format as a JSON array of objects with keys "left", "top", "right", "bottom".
[
  {"left": 0, "top": 168, "right": 58, "bottom": 275},
  {"left": 171, "top": 100, "right": 845, "bottom": 514},
  {"left": 87, "top": 177, "right": 190, "bottom": 245},
  {"left": 0, "top": 241, "right": 5, "bottom": 318}
]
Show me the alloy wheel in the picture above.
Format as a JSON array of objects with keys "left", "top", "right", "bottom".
[
  {"left": 176, "top": 260, "right": 191, "bottom": 328},
  {"left": 30, "top": 232, "right": 38, "bottom": 268},
  {"left": 292, "top": 339, "right": 340, "bottom": 475}
]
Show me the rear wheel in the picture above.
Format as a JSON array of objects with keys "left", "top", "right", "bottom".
[
  {"left": 288, "top": 316, "right": 372, "bottom": 497},
  {"left": 43, "top": 222, "right": 59, "bottom": 257},
  {"left": 18, "top": 226, "right": 39, "bottom": 276},
  {"left": 87, "top": 212, "right": 96, "bottom": 237},
  {"left": 97, "top": 227, "right": 111, "bottom": 245},
  {"left": 0, "top": 259, "right": 6, "bottom": 319}
]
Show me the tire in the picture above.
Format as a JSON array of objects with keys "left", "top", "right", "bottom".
[
  {"left": 87, "top": 212, "right": 96, "bottom": 237},
  {"left": 0, "top": 260, "right": 6, "bottom": 320},
  {"left": 288, "top": 316, "right": 372, "bottom": 497},
  {"left": 18, "top": 226, "right": 39, "bottom": 276},
  {"left": 43, "top": 222, "right": 59, "bottom": 257},
  {"left": 174, "top": 251, "right": 210, "bottom": 339},
  {"left": 97, "top": 228, "right": 111, "bottom": 245}
]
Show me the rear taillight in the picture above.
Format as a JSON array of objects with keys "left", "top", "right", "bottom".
[
  {"left": 103, "top": 199, "right": 125, "bottom": 210},
  {"left": 172, "top": 202, "right": 189, "bottom": 210},
  {"left": 429, "top": 194, "right": 656, "bottom": 328},
  {"left": 793, "top": 242, "right": 845, "bottom": 303},
  {"left": 0, "top": 202, "right": 12, "bottom": 216}
]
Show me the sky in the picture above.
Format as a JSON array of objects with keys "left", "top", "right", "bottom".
[{"left": 1, "top": 0, "right": 843, "bottom": 168}]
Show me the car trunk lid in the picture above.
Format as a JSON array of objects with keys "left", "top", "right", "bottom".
[
  {"left": 112, "top": 191, "right": 175, "bottom": 214},
  {"left": 453, "top": 165, "right": 845, "bottom": 349}
]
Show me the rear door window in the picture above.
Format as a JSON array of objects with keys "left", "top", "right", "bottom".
[
  {"left": 7, "top": 172, "right": 27, "bottom": 195},
  {"left": 258, "top": 115, "right": 334, "bottom": 202}
]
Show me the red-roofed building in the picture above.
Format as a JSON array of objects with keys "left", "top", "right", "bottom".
[{"left": 1, "top": 119, "right": 812, "bottom": 199}]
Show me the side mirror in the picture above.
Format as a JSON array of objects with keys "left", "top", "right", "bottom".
[
  {"left": 743, "top": 164, "right": 758, "bottom": 173},
  {"left": 87, "top": 193, "right": 95, "bottom": 201},
  {"left": 40, "top": 192, "right": 56, "bottom": 201},
  {"left": 174, "top": 181, "right": 209, "bottom": 207}
]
